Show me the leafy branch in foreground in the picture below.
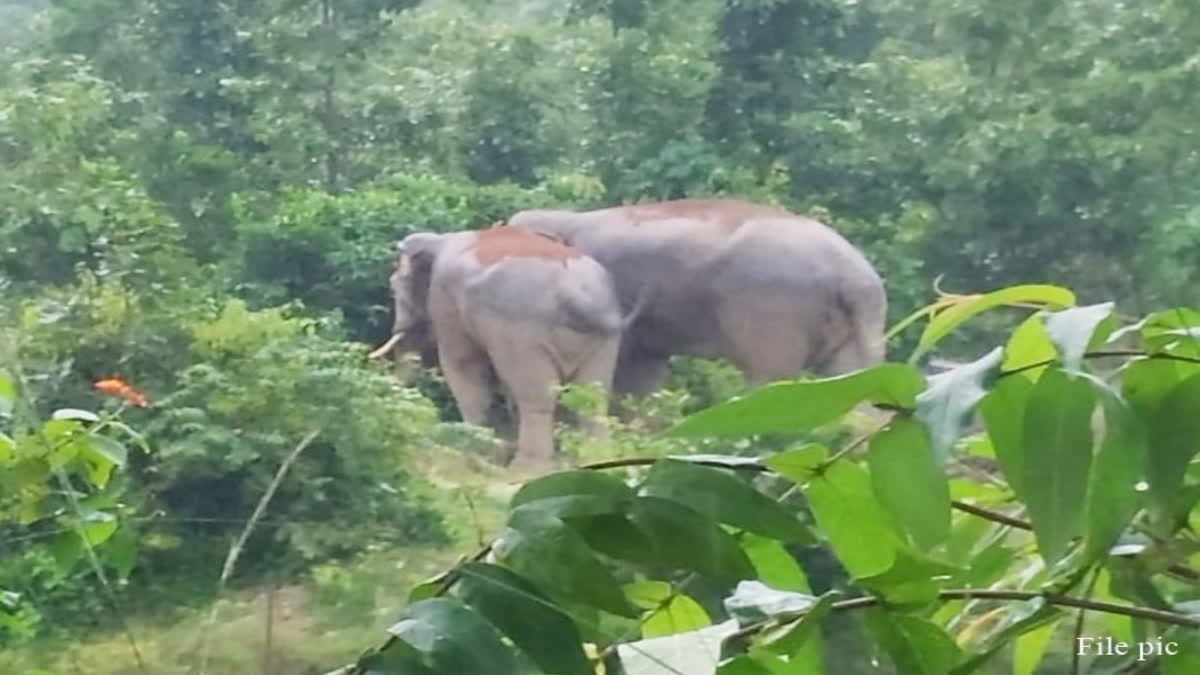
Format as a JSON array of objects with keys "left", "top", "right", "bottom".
[{"left": 335, "top": 286, "right": 1200, "bottom": 675}]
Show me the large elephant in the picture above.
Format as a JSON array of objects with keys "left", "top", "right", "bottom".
[
  {"left": 370, "top": 225, "right": 643, "bottom": 469},
  {"left": 506, "top": 198, "right": 887, "bottom": 395}
]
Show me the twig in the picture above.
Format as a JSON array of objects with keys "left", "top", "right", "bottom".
[
  {"left": 726, "top": 587, "right": 1200, "bottom": 644},
  {"left": 1071, "top": 569, "right": 1102, "bottom": 675},
  {"left": 196, "top": 428, "right": 321, "bottom": 675}
]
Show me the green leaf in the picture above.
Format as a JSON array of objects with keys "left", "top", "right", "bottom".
[
  {"left": 913, "top": 285, "right": 1076, "bottom": 362},
  {"left": 740, "top": 534, "right": 812, "bottom": 593},
  {"left": 496, "top": 507, "right": 639, "bottom": 618},
  {"left": 1041, "top": 302, "right": 1115, "bottom": 372},
  {"left": 1082, "top": 389, "right": 1146, "bottom": 566},
  {"left": 1011, "top": 617, "right": 1060, "bottom": 675},
  {"left": 1161, "top": 629, "right": 1200, "bottom": 675},
  {"left": 1002, "top": 314, "right": 1055, "bottom": 379},
  {"left": 669, "top": 364, "right": 924, "bottom": 437},
  {"left": 628, "top": 496, "right": 756, "bottom": 585},
  {"left": 625, "top": 581, "right": 712, "bottom": 638},
  {"left": 639, "top": 459, "right": 809, "bottom": 543},
  {"left": 762, "top": 444, "right": 828, "bottom": 483},
  {"left": 569, "top": 513, "right": 660, "bottom": 568},
  {"left": 357, "top": 639, "right": 437, "bottom": 674},
  {"left": 1146, "top": 372, "right": 1200, "bottom": 507},
  {"left": 759, "top": 591, "right": 839, "bottom": 658},
  {"left": 49, "top": 530, "right": 85, "bottom": 574},
  {"left": 916, "top": 347, "right": 1004, "bottom": 463},
  {"left": 1121, "top": 357, "right": 1182, "bottom": 418},
  {"left": 509, "top": 470, "right": 634, "bottom": 519},
  {"left": 1020, "top": 368, "right": 1096, "bottom": 565},
  {"left": 979, "top": 374, "right": 1034, "bottom": 499},
  {"left": 950, "top": 600, "right": 1059, "bottom": 674},
  {"left": 865, "top": 609, "right": 963, "bottom": 675},
  {"left": 103, "top": 522, "right": 138, "bottom": 580},
  {"left": 386, "top": 598, "right": 516, "bottom": 675},
  {"left": 51, "top": 408, "right": 101, "bottom": 423},
  {"left": 723, "top": 581, "right": 817, "bottom": 626},
  {"left": 0, "top": 370, "right": 14, "bottom": 417},
  {"left": 805, "top": 462, "right": 900, "bottom": 577},
  {"left": 868, "top": 418, "right": 950, "bottom": 549},
  {"left": 855, "top": 549, "right": 961, "bottom": 607},
  {"left": 0, "top": 432, "right": 13, "bottom": 463},
  {"left": 79, "top": 434, "right": 129, "bottom": 487},
  {"left": 455, "top": 562, "right": 592, "bottom": 675}
]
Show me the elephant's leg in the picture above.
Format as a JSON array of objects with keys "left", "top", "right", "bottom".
[
  {"left": 437, "top": 340, "right": 493, "bottom": 428},
  {"left": 569, "top": 336, "right": 621, "bottom": 437},
  {"left": 612, "top": 350, "right": 670, "bottom": 399},
  {"left": 609, "top": 351, "right": 670, "bottom": 423},
  {"left": 485, "top": 339, "right": 562, "bottom": 470}
]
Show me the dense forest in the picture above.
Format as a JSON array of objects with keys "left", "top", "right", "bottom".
[{"left": 2, "top": 0, "right": 1200, "bottom": 673}]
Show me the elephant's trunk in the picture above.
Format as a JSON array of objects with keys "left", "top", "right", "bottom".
[{"left": 367, "top": 332, "right": 404, "bottom": 360}]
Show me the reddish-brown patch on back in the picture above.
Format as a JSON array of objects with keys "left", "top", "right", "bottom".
[
  {"left": 620, "top": 198, "right": 789, "bottom": 231},
  {"left": 470, "top": 225, "right": 582, "bottom": 265}
]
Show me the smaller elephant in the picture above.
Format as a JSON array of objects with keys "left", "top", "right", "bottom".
[{"left": 370, "top": 225, "right": 645, "bottom": 469}]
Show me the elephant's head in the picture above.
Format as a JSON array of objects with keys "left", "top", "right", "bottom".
[{"left": 368, "top": 232, "right": 443, "bottom": 365}]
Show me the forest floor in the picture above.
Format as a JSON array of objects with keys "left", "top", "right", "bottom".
[{"left": 0, "top": 447, "right": 516, "bottom": 675}]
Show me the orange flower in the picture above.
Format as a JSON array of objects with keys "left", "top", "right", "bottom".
[{"left": 94, "top": 377, "right": 150, "bottom": 408}]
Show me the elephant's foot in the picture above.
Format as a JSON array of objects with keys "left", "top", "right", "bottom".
[{"left": 506, "top": 454, "right": 558, "bottom": 480}]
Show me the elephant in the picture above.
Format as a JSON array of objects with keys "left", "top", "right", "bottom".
[
  {"left": 505, "top": 198, "right": 887, "bottom": 397},
  {"left": 369, "top": 225, "right": 646, "bottom": 470}
]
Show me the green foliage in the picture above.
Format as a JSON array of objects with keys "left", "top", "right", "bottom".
[{"left": 344, "top": 285, "right": 1200, "bottom": 675}]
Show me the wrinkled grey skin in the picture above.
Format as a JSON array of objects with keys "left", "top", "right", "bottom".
[
  {"left": 380, "top": 227, "right": 635, "bottom": 469},
  {"left": 508, "top": 198, "right": 887, "bottom": 396}
]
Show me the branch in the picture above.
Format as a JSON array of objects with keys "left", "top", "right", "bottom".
[
  {"left": 1001, "top": 349, "right": 1200, "bottom": 377},
  {"left": 728, "top": 587, "right": 1200, "bottom": 644}
]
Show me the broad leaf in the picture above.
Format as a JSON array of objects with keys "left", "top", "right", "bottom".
[
  {"left": 865, "top": 609, "right": 963, "bottom": 675},
  {"left": 1020, "top": 368, "right": 1096, "bottom": 566},
  {"left": 1146, "top": 372, "right": 1200, "bottom": 506},
  {"left": 762, "top": 444, "right": 828, "bottom": 484},
  {"left": 455, "top": 562, "right": 592, "bottom": 675},
  {"left": 386, "top": 598, "right": 516, "bottom": 675},
  {"left": 979, "top": 375, "right": 1034, "bottom": 499},
  {"left": 916, "top": 347, "right": 1004, "bottom": 463},
  {"left": 1082, "top": 389, "right": 1146, "bottom": 566},
  {"left": 1002, "top": 314, "right": 1055, "bottom": 379},
  {"left": 1011, "top": 618, "right": 1060, "bottom": 675},
  {"left": 569, "top": 512, "right": 660, "bottom": 568},
  {"left": 625, "top": 581, "right": 712, "bottom": 638},
  {"left": 805, "top": 462, "right": 900, "bottom": 578},
  {"left": 868, "top": 418, "right": 950, "bottom": 549},
  {"left": 628, "top": 496, "right": 756, "bottom": 585},
  {"left": 509, "top": 470, "right": 634, "bottom": 519},
  {"left": 855, "top": 549, "right": 962, "bottom": 607},
  {"left": 51, "top": 408, "right": 100, "bottom": 423},
  {"left": 0, "top": 370, "right": 14, "bottom": 417},
  {"left": 0, "top": 432, "right": 13, "bottom": 463},
  {"left": 669, "top": 364, "right": 924, "bottom": 437},
  {"left": 759, "top": 591, "right": 839, "bottom": 659},
  {"left": 639, "top": 459, "right": 808, "bottom": 542},
  {"left": 950, "top": 600, "right": 1059, "bottom": 674},
  {"left": 739, "top": 534, "right": 811, "bottom": 593},
  {"left": 357, "top": 639, "right": 437, "bottom": 674},
  {"left": 495, "top": 507, "right": 639, "bottom": 618},
  {"left": 1041, "top": 302, "right": 1115, "bottom": 372},
  {"left": 913, "top": 285, "right": 1075, "bottom": 362}
]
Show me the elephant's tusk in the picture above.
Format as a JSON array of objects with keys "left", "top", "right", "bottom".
[{"left": 367, "top": 332, "right": 404, "bottom": 360}]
